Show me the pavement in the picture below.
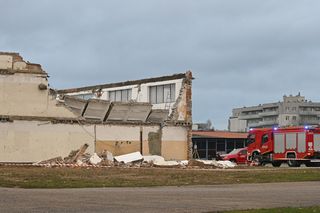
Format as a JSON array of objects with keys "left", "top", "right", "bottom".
[{"left": 0, "top": 181, "right": 319, "bottom": 213}]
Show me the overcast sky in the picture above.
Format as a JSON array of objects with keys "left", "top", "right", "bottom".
[{"left": 1, "top": 0, "right": 320, "bottom": 129}]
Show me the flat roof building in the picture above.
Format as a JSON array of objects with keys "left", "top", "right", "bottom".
[
  {"left": 192, "top": 130, "right": 248, "bottom": 159},
  {"left": 229, "top": 93, "right": 320, "bottom": 132}
]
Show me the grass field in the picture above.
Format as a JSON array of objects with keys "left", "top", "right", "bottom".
[
  {"left": 226, "top": 206, "right": 320, "bottom": 213},
  {"left": 0, "top": 166, "right": 320, "bottom": 188}
]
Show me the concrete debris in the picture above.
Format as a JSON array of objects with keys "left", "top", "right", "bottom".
[
  {"left": 153, "top": 160, "right": 179, "bottom": 167},
  {"left": 89, "top": 153, "right": 102, "bottom": 165},
  {"left": 188, "top": 159, "right": 205, "bottom": 167},
  {"left": 144, "top": 155, "right": 188, "bottom": 168},
  {"left": 35, "top": 156, "right": 64, "bottom": 165},
  {"left": 33, "top": 148, "right": 237, "bottom": 169},
  {"left": 106, "top": 151, "right": 114, "bottom": 162},
  {"left": 143, "top": 155, "right": 165, "bottom": 164},
  {"left": 102, "top": 150, "right": 114, "bottom": 162},
  {"left": 187, "top": 159, "right": 236, "bottom": 168},
  {"left": 76, "top": 159, "right": 85, "bottom": 166},
  {"left": 194, "top": 159, "right": 216, "bottom": 165},
  {"left": 179, "top": 160, "right": 189, "bottom": 166},
  {"left": 64, "top": 143, "right": 89, "bottom": 163},
  {"left": 114, "top": 152, "right": 143, "bottom": 164},
  {"left": 214, "top": 160, "right": 236, "bottom": 169}
]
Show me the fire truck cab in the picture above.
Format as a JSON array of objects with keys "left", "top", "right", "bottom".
[{"left": 246, "top": 126, "right": 320, "bottom": 167}]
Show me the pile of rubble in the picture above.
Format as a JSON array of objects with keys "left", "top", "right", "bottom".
[{"left": 33, "top": 144, "right": 236, "bottom": 169}]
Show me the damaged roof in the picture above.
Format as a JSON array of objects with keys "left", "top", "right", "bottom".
[
  {"left": 57, "top": 72, "right": 190, "bottom": 94},
  {"left": 0, "top": 52, "right": 47, "bottom": 75},
  {"left": 63, "top": 96, "right": 168, "bottom": 124}
]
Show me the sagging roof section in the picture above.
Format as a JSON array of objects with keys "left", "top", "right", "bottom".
[
  {"left": 58, "top": 71, "right": 193, "bottom": 125},
  {"left": 63, "top": 96, "right": 156, "bottom": 123},
  {"left": 64, "top": 96, "right": 87, "bottom": 116},
  {"left": 107, "top": 102, "right": 152, "bottom": 122},
  {"left": 57, "top": 73, "right": 187, "bottom": 94},
  {"left": 147, "top": 109, "right": 169, "bottom": 123},
  {"left": 83, "top": 99, "right": 111, "bottom": 121}
]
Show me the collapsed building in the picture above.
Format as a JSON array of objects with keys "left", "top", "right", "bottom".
[{"left": 0, "top": 52, "right": 193, "bottom": 162}]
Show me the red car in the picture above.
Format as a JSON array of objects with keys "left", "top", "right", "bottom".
[{"left": 222, "top": 147, "right": 248, "bottom": 164}]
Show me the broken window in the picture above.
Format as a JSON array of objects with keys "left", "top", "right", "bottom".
[
  {"left": 149, "top": 83, "right": 175, "bottom": 104},
  {"left": 109, "top": 89, "right": 132, "bottom": 102}
]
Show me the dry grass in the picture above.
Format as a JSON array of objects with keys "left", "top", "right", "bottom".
[{"left": 0, "top": 166, "right": 320, "bottom": 188}]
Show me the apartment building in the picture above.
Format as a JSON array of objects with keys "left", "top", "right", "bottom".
[{"left": 229, "top": 94, "right": 320, "bottom": 132}]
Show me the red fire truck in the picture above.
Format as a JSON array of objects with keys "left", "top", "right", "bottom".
[{"left": 246, "top": 126, "right": 320, "bottom": 167}]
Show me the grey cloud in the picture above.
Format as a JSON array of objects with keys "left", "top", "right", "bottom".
[{"left": 1, "top": 0, "right": 320, "bottom": 129}]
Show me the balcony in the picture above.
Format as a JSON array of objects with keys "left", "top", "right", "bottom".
[
  {"left": 259, "top": 111, "right": 279, "bottom": 117},
  {"left": 260, "top": 120, "right": 278, "bottom": 126},
  {"left": 299, "top": 120, "right": 319, "bottom": 125},
  {"left": 299, "top": 111, "right": 320, "bottom": 116},
  {"left": 248, "top": 120, "right": 278, "bottom": 128},
  {"left": 238, "top": 114, "right": 261, "bottom": 120}
]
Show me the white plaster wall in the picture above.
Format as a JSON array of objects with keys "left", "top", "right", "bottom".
[
  {"left": 0, "top": 73, "right": 76, "bottom": 118},
  {"left": 162, "top": 126, "right": 188, "bottom": 141},
  {"left": 96, "top": 125, "right": 159, "bottom": 141},
  {"left": 13, "top": 61, "right": 27, "bottom": 70},
  {"left": 0, "top": 55, "right": 13, "bottom": 69},
  {"left": 0, "top": 121, "right": 95, "bottom": 162},
  {"left": 0, "top": 121, "right": 189, "bottom": 162},
  {"left": 96, "top": 125, "right": 140, "bottom": 141}
]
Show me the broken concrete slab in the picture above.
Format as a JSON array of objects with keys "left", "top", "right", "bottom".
[
  {"left": 83, "top": 99, "right": 110, "bottom": 121},
  {"left": 99, "top": 150, "right": 114, "bottom": 162},
  {"left": 106, "top": 151, "right": 114, "bottom": 162},
  {"left": 64, "top": 95, "right": 87, "bottom": 116},
  {"left": 147, "top": 109, "right": 169, "bottom": 123},
  {"left": 89, "top": 153, "right": 102, "bottom": 165},
  {"left": 106, "top": 102, "right": 152, "bottom": 122},
  {"left": 114, "top": 152, "right": 143, "bottom": 164},
  {"left": 126, "top": 103, "right": 152, "bottom": 122},
  {"left": 143, "top": 155, "right": 165, "bottom": 164}
]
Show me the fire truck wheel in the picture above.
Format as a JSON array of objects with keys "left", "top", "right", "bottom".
[
  {"left": 306, "top": 162, "right": 320, "bottom": 167},
  {"left": 287, "top": 160, "right": 301, "bottom": 167},
  {"left": 252, "top": 154, "right": 262, "bottom": 166},
  {"left": 271, "top": 161, "right": 281, "bottom": 167}
]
